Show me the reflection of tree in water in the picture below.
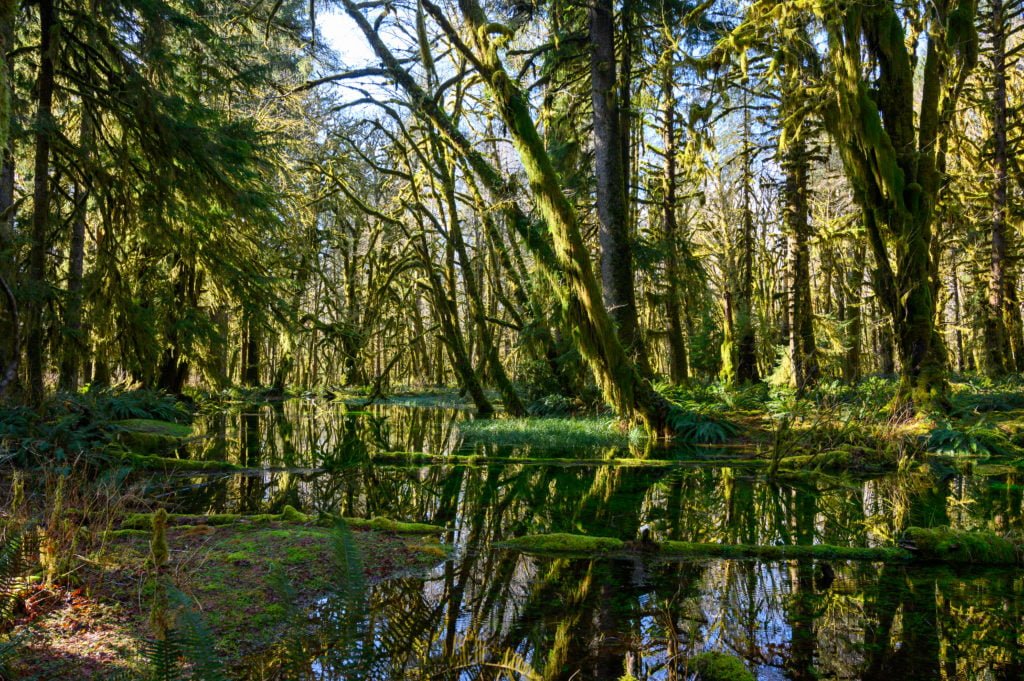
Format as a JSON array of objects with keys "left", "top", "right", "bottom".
[{"left": 148, "top": 405, "right": 1024, "bottom": 678}]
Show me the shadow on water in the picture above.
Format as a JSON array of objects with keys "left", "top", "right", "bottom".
[{"left": 150, "top": 401, "right": 1024, "bottom": 679}]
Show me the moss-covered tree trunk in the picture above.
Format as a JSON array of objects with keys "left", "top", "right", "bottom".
[
  {"left": 60, "top": 103, "right": 94, "bottom": 392},
  {"left": 983, "top": 0, "right": 1010, "bottom": 376},
  {"left": 823, "top": 1, "right": 974, "bottom": 410},
  {"left": 783, "top": 133, "right": 818, "bottom": 391},
  {"left": 433, "top": 140, "right": 524, "bottom": 416},
  {"left": 660, "top": 63, "right": 688, "bottom": 384},
  {"left": 589, "top": 0, "right": 650, "bottom": 377},
  {"left": 443, "top": 0, "right": 674, "bottom": 431},
  {"left": 734, "top": 98, "right": 760, "bottom": 384}
]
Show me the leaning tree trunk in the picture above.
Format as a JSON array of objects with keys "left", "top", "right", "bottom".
[
  {"left": 345, "top": 0, "right": 674, "bottom": 431},
  {"left": 449, "top": 0, "right": 672, "bottom": 431},
  {"left": 589, "top": 0, "right": 650, "bottom": 377},
  {"left": 434, "top": 139, "right": 524, "bottom": 415},
  {"left": 27, "top": 0, "right": 57, "bottom": 405}
]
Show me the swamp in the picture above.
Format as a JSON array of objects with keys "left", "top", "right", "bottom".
[{"left": 3, "top": 0, "right": 1024, "bottom": 679}]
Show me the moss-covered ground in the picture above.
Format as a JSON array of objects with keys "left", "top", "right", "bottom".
[{"left": 12, "top": 521, "right": 448, "bottom": 680}]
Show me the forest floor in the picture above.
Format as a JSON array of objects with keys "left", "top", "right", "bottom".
[{"left": 10, "top": 521, "right": 447, "bottom": 680}]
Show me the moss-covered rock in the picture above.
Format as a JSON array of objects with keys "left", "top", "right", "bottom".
[{"left": 690, "top": 652, "right": 754, "bottom": 681}]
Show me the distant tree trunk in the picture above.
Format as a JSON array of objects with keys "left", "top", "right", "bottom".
[
  {"left": 877, "top": 300, "right": 896, "bottom": 376},
  {"left": 0, "top": 2, "right": 14, "bottom": 276},
  {"left": 783, "top": 133, "right": 818, "bottom": 391},
  {"left": 589, "top": 0, "right": 650, "bottom": 377},
  {"left": 434, "top": 139, "right": 524, "bottom": 415},
  {"left": 1005, "top": 264, "right": 1024, "bottom": 372},
  {"left": 60, "top": 108, "right": 94, "bottom": 392},
  {"left": 950, "top": 250, "right": 966, "bottom": 373},
  {"left": 735, "top": 99, "right": 760, "bottom": 384},
  {"left": 984, "top": 0, "right": 1010, "bottom": 376},
  {"left": 660, "top": 65, "right": 688, "bottom": 384},
  {"left": 243, "top": 315, "right": 261, "bottom": 387},
  {"left": 844, "top": 247, "right": 866, "bottom": 382},
  {"left": 27, "top": 0, "right": 57, "bottom": 404}
]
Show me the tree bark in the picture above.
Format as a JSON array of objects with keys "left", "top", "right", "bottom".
[
  {"left": 446, "top": 0, "right": 673, "bottom": 431},
  {"left": 27, "top": 0, "right": 57, "bottom": 404},
  {"left": 60, "top": 107, "right": 93, "bottom": 392},
  {"left": 823, "top": 2, "right": 966, "bottom": 410},
  {"left": 734, "top": 98, "right": 760, "bottom": 384},
  {"left": 660, "top": 65, "right": 688, "bottom": 384},
  {"left": 984, "top": 0, "right": 1010, "bottom": 376},
  {"left": 589, "top": 0, "right": 650, "bottom": 376},
  {"left": 783, "top": 133, "right": 818, "bottom": 391}
]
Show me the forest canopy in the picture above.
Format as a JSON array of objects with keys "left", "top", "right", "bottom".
[{"left": 0, "top": 0, "right": 1021, "bottom": 428}]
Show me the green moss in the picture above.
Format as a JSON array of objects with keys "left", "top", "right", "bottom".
[
  {"left": 902, "top": 526, "right": 1018, "bottom": 565},
  {"left": 342, "top": 516, "right": 445, "bottom": 535},
  {"left": 499, "top": 533, "right": 625, "bottom": 554},
  {"left": 499, "top": 532, "right": 911, "bottom": 562},
  {"left": 690, "top": 652, "right": 754, "bottom": 681},
  {"left": 659, "top": 540, "right": 910, "bottom": 562},
  {"left": 776, "top": 449, "right": 852, "bottom": 471},
  {"left": 115, "top": 419, "right": 192, "bottom": 438}
]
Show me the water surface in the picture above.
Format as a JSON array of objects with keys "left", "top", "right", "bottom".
[{"left": 152, "top": 400, "right": 1024, "bottom": 679}]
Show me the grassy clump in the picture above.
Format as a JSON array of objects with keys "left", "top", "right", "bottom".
[
  {"left": 902, "top": 526, "right": 1018, "bottom": 565},
  {"left": 459, "top": 417, "right": 638, "bottom": 449},
  {"left": 690, "top": 652, "right": 755, "bottom": 681}
]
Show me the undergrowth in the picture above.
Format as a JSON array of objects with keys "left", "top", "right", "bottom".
[{"left": 0, "top": 384, "right": 188, "bottom": 468}]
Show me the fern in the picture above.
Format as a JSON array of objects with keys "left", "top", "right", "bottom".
[
  {"left": 666, "top": 407, "right": 740, "bottom": 444},
  {"left": 926, "top": 421, "right": 1016, "bottom": 457},
  {"left": 0, "top": 531, "right": 25, "bottom": 678}
]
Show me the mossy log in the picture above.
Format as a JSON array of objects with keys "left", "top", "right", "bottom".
[
  {"left": 119, "top": 506, "right": 445, "bottom": 535},
  {"left": 500, "top": 527, "right": 1021, "bottom": 565},
  {"left": 109, "top": 449, "right": 241, "bottom": 472},
  {"left": 113, "top": 419, "right": 193, "bottom": 454}
]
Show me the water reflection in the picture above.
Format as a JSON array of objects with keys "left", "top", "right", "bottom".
[{"left": 158, "top": 402, "right": 1024, "bottom": 679}]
